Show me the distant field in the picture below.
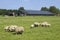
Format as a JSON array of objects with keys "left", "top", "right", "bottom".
[{"left": 0, "top": 16, "right": 60, "bottom": 40}]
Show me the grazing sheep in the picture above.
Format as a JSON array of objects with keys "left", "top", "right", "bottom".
[
  {"left": 15, "top": 27, "right": 24, "bottom": 34},
  {"left": 30, "top": 24, "right": 34, "bottom": 28},
  {"left": 30, "top": 22, "right": 41, "bottom": 28},
  {"left": 41, "top": 22, "right": 51, "bottom": 27},
  {"left": 8, "top": 25, "right": 18, "bottom": 32},
  {"left": 45, "top": 23, "right": 51, "bottom": 27},
  {"left": 34, "top": 22, "right": 40, "bottom": 27},
  {"left": 4, "top": 26, "right": 10, "bottom": 32},
  {"left": 41, "top": 23, "right": 46, "bottom": 27}
]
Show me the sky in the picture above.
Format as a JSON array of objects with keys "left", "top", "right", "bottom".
[{"left": 0, "top": 0, "right": 60, "bottom": 10}]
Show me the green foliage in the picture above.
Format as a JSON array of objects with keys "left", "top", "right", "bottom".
[
  {"left": 18, "top": 7, "right": 25, "bottom": 11},
  {"left": 41, "top": 6, "right": 60, "bottom": 16},
  {"left": 0, "top": 9, "right": 7, "bottom": 15},
  {"left": 18, "top": 7, "right": 26, "bottom": 16},
  {"left": 0, "top": 9, "right": 18, "bottom": 16},
  {"left": 0, "top": 6, "right": 60, "bottom": 16},
  {"left": 41, "top": 7, "right": 48, "bottom": 11},
  {"left": 48, "top": 6, "right": 60, "bottom": 16},
  {"left": 49, "top": 6, "right": 57, "bottom": 13}
]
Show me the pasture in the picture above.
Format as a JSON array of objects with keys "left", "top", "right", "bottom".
[{"left": 0, "top": 16, "right": 60, "bottom": 40}]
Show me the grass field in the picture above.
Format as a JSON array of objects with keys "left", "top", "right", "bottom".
[{"left": 0, "top": 16, "right": 60, "bottom": 40}]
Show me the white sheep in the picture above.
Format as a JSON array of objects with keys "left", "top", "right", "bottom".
[
  {"left": 15, "top": 26, "right": 24, "bottom": 34},
  {"left": 8, "top": 25, "right": 18, "bottom": 32},
  {"left": 45, "top": 23, "right": 51, "bottom": 27},
  {"left": 41, "top": 23, "right": 46, "bottom": 27},
  {"left": 4, "top": 26, "right": 10, "bottom": 32},
  {"left": 34, "top": 22, "right": 40, "bottom": 27},
  {"left": 30, "top": 24, "right": 34, "bottom": 28},
  {"left": 41, "top": 22, "right": 51, "bottom": 27}
]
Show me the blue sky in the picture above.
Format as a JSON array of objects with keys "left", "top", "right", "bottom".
[{"left": 0, "top": 0, "right": 60, "bottom": 10}]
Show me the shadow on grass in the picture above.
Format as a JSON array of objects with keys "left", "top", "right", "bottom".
[{"left": 12, "top": 32, "right": 23, "bottom": 35}]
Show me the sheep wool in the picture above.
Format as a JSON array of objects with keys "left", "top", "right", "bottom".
[
  {"left": 30, "top": 24, "right": 34, "bottom": 28},
  {"left": 15, "top": 27, "right": 24, "bottom": 34},
  {"left": 8, "top": 25, "right": 18, "bottom": 32},
  {"left": 4, "top": 26, "right": 10, "bottom": 32}
]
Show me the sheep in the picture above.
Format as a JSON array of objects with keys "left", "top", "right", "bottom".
[
  {"left": 42, "top": 21, "right": 48, "bottom": 24},
  {"left": 30, "top": 22, "right": 41, "bottom": 28},
  {"left": 4, "top": 26, "right": 10, "bottom": 32},
  {"left": 41, "top": 22, "right": 51, "bottom": 27},
  {"left": 15, "top": 26, "right": 24, "bottom": 34},
  {"left": 8, "top": 25, "right": 18, "bottom": 32},
  {"left": 34, "top": 22, "right": 40, "bottom": 27},
  {"left": 45, "top": 23, "right": 51, "bottom": 27},
  {"left": 41, "top": 23, "right": 46, "bottom": 27},
  {"left": 30, "top": 24, "right": 34, "bottom": 28}
]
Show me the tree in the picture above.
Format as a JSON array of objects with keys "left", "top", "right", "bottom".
[
  {"left": 41, "top": 7, "right": 48, "bottom": 11},
  {"left": 56, "top": 8, "right": 60, "bottom": 16},
  {"left": 49, "top": 6, "right": 60, "bottom": 16},
  {"left": 18, "top": 7, "right": 26, "bottom": 16},
  {"left": 0, "top": 9, "right": 8, "bottom": 15},
  {"left": 18, "top": 7, "right": 25, "bottom": 11},
  {"left": 49, "top": 6, "right": 57, "bottom": 13}
]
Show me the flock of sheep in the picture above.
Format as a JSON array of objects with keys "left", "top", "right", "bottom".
[
  {"left": 31, "top": 21, "right": 51, "bottom": 28},
  {"left": 4, "top": 21, "right": 51, "bottom": 34},
  {"left": 4, "top": 25, "right": 24, "bottom": 34}
]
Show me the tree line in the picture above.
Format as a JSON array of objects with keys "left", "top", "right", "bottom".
[
  {"left": 41, "top": 6, "right": 60, "bottom": 16},
  {"left": 0, "top": 6, "right": 60, "bottom": 16},
  {"left": 0, "top": 7, "right": 25, "bottom": 16}
]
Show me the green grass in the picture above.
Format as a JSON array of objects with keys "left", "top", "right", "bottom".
[{"left": 0, "top": 16, "right": 60, "bottom": 40}]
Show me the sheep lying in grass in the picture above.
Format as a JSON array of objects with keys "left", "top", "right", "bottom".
[
  {"left": 8, "top": 25, "right": 18, "bottom": 32},
  {"left": 30, "top": 22, "right": 41, "bottom": 28},
  {"left": 4, "top": 25, "right": 24, "bottom": 34},
  {"left": 15, "top": 26, "right": 24, "bottom": 34},
  {"left": 41, "top": 22, "right": 51, "bottom": 27},
  {"left": 4, "top": 26, "right": 10, "bottom": 32},
  {"left": 45, "top": 23, "right": 51, "bottom": 27},
  {"left": 30, "top": 24, "right": 34, "bottom": 28},
  {"left": 34, "top": 22, "right": 41, "bottom": 27},
  {"left": 4, "top": 25, "right": 18, "bottom": 32}
]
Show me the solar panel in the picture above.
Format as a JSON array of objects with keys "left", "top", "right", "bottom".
[{"left": 26, "top": 10, "right": 53, "bottom": 14}]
